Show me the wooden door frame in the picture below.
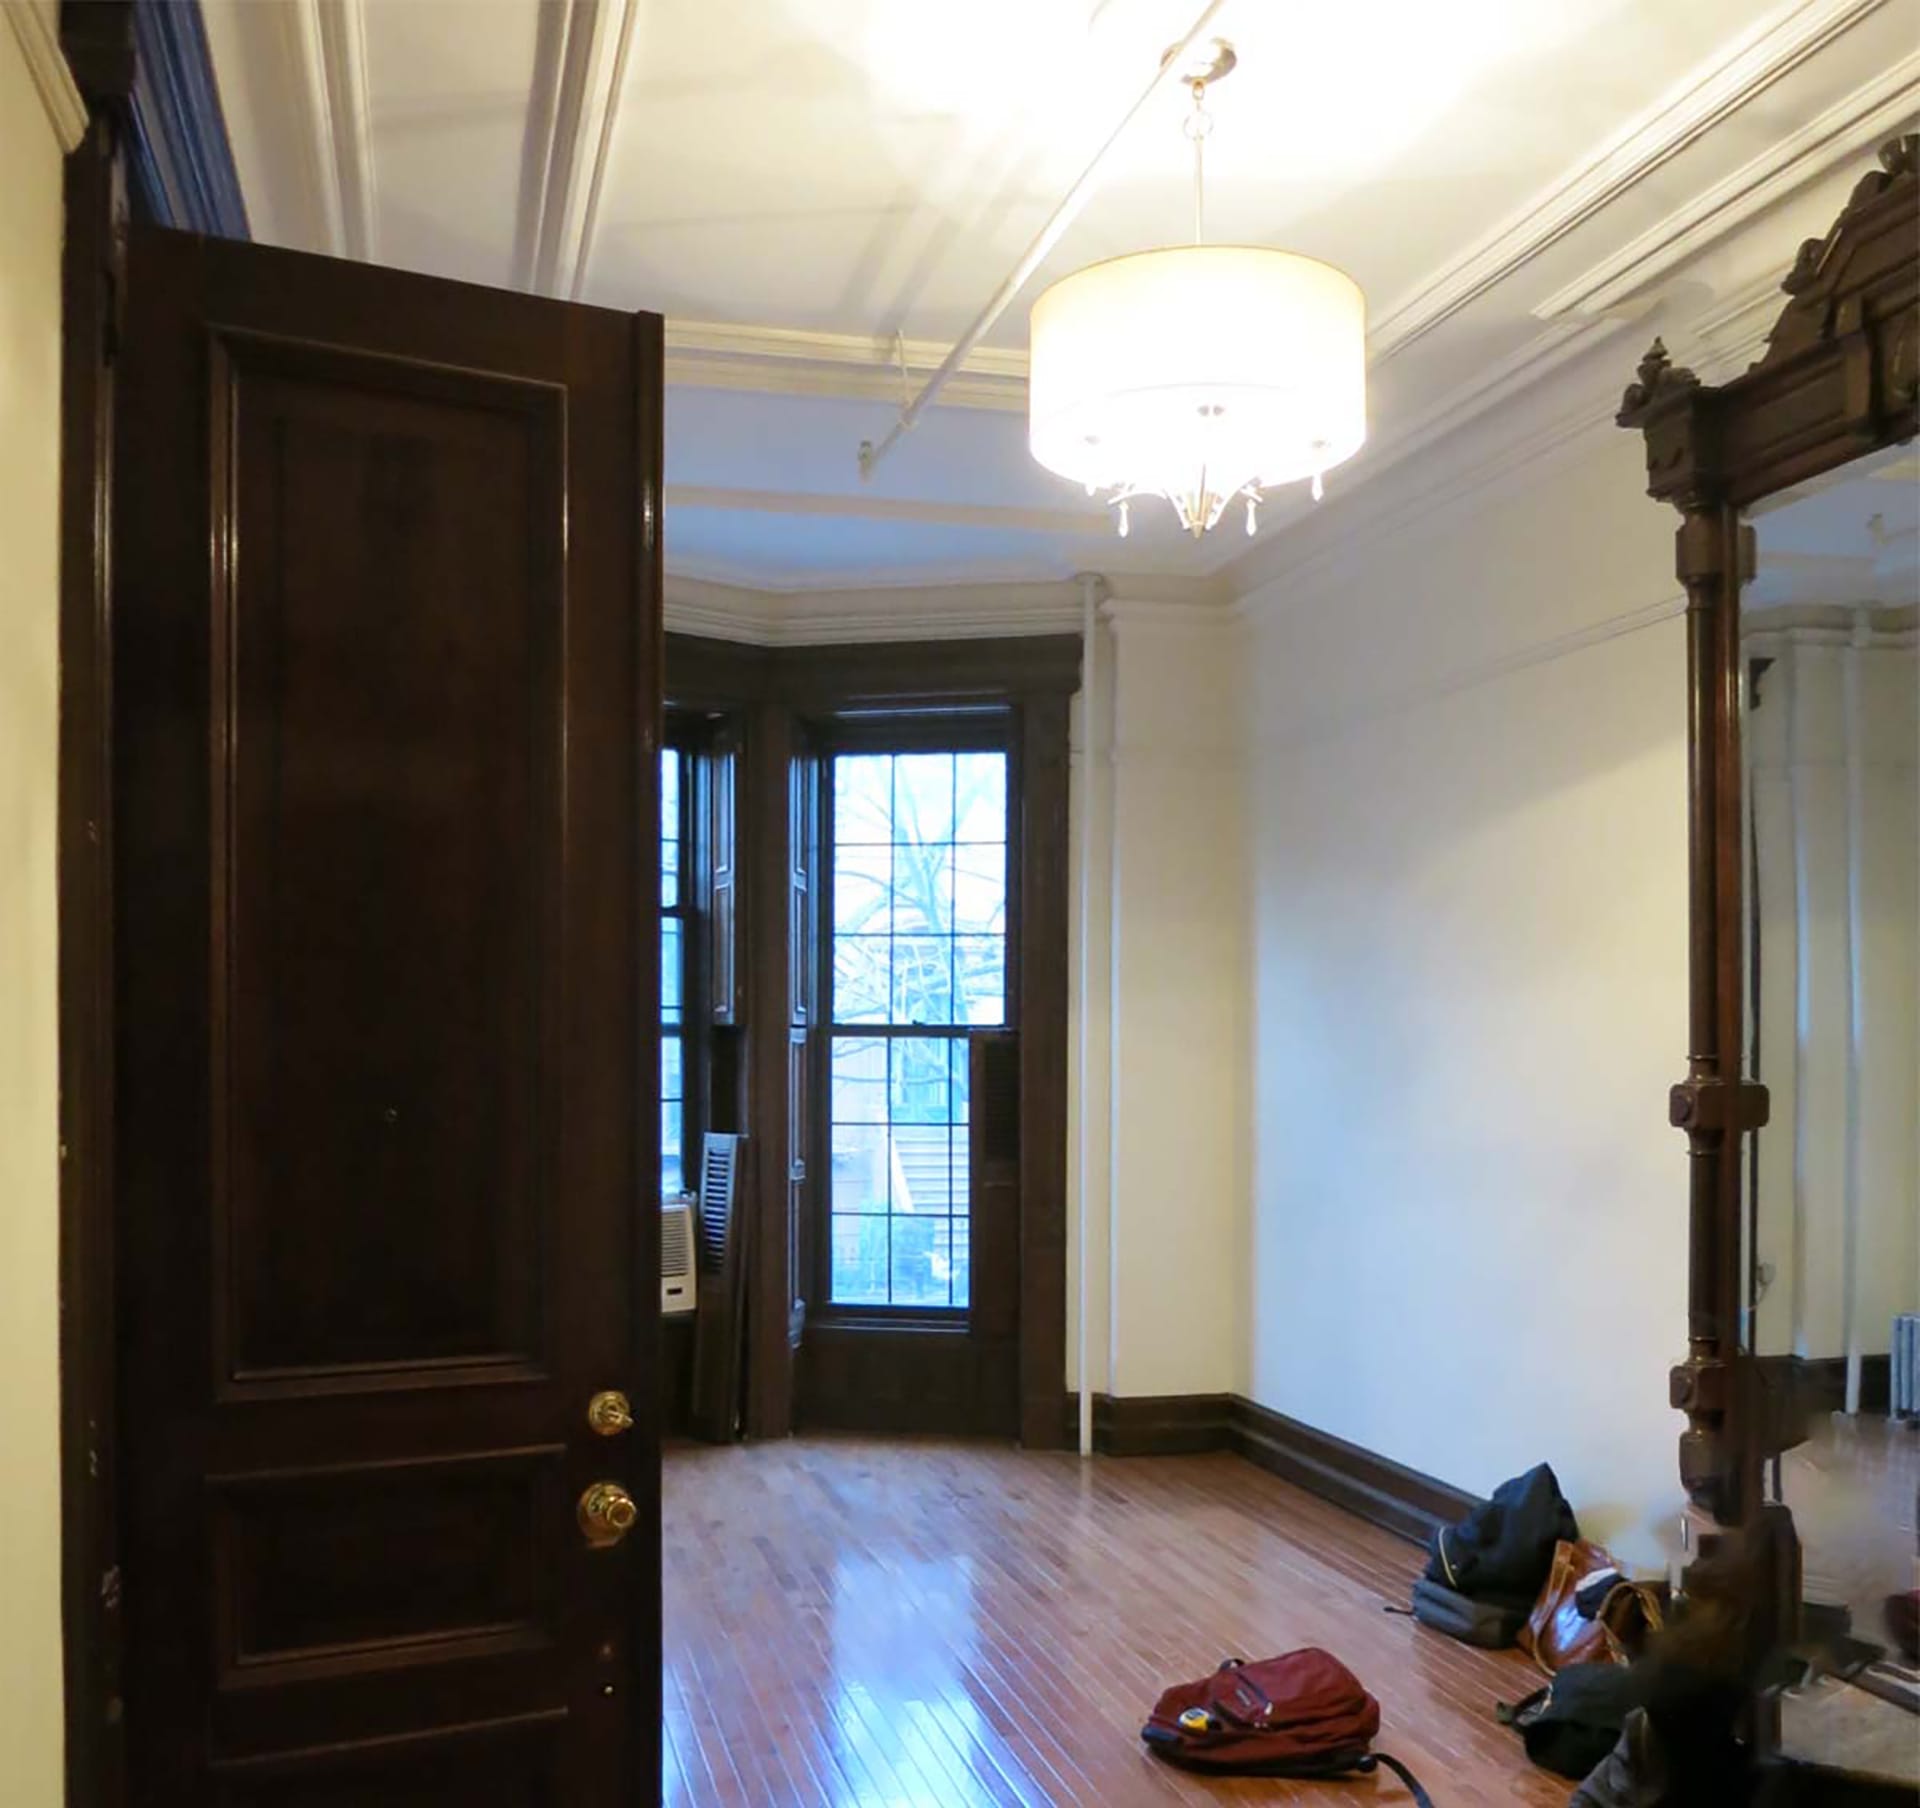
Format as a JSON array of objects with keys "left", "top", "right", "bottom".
[
  {"left": 53, "top": 9, "right": 670, "bottom": 1795},
  {"left": 664, "top": 634, "right": 1080, "bottom": 1448},
  {"left": 58, "top": 10, "right": 135, "bottom": 1800}
]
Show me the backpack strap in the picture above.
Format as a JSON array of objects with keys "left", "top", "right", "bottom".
[
  {"left": 1495, "top": 1685, "right": 1550, "bottom": 1726},
  {"left": 1360, "top": 1751, "right": 1435, "bottom": 1807}
]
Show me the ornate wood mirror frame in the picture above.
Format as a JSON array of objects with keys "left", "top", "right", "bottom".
[{"left": 1619, "top": 136, "right": 1918, "bottom": 1563}]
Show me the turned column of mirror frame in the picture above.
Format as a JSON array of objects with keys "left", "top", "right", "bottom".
[{"left": 1618, "top": 138, "right": 1919, "bottom": 1646}]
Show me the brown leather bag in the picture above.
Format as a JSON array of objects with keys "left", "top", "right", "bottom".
[{"left": 1519, "top": 1539, "right": 1664, "bottom": 1674}]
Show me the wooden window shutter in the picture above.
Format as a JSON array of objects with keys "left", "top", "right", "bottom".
[
  {"left": 969, "top": 1031, "right": 1020, "bottom": 1343},
  {"left": 787, "top": 745, "right": 815, "bottom": 1029},
  {"left": 689, "top": 1132, "right": 750, "bottom": 1442},
  {"left": 706, "top": 728, "right": 741, "bottom": 1026},
  {"left": 785, "top": 742, "right": 817, "bottom": 1341}
]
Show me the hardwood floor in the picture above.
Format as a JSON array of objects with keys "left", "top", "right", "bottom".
[{"left": 662, "top": 1437, "right": 1571, "bottom": 1806}]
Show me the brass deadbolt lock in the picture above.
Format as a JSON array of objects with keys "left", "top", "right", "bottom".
[{"left": 587, "top": 1390, "right": 634, "bottom": 1437}]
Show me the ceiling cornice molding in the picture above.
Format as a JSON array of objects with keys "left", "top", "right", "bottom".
[
  {"left": 666, "top": 483, "right": 1107, "bottom": 538},
  {"left": 1228, "top": 371, "right": 1624, "bottom": 620},
  {"left": 5, "top": 0, "right": 85, "bottom": 153},
  {"left": 664, "top": 573, "right": 1089, "bottom": 645},
  {"left": 1100, "top": 598, "right": 1241, "bottom": 632},
  {"left": 664, "top": 320, "right": 1029, "bottom": 413},
  {"left": 1684, "top": 269, "right": 1793, "bottom": 380},
  {"left": 662, "top": 570, "right": 1229, "bottom": 645},
  {"left": 1744, "top": 604, "right": 1918, "bottom": 649},
  {"left": 520, "top": 0, "right": 641, "bottom": 297},
  {"left": 1252, "top": 592, "right": 1689, "bottom": 755},
  {"left": 1535, "top": 48, "right": 1920, "bottom": 321},
  {"left": 285, "top": 0, "right": 377, "bottom": 259},
  {"left": 1201, "top": 313, "right": 1643, "bottom": 582},
  {"left": 1366, "top": 0, "right": 1888, "bottom": 361}
]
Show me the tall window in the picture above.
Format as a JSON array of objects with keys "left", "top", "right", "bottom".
[
  {"left": 826, "top": 748, "right": 1008, "bottom": 1307},
  {"left": 660, "top": 746, "right": 688, "bottom": 1197}
]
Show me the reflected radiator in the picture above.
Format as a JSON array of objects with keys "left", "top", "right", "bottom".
[{"left": 1895, "top": 1315, "right": 1920, "bottom": 1422}]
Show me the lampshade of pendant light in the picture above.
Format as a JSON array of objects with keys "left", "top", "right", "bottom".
[{"left": 1027, "top": 49, "right": 1367, "bottom": 538}]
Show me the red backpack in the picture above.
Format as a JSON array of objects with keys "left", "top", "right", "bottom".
[{"left": 1142, "top": 1649, "right": 1434, "bottom": 1803}]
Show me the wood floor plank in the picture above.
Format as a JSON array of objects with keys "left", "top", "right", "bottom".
[{"left": 664, "top": 1438, "right": 1571, "bottom": 1806}]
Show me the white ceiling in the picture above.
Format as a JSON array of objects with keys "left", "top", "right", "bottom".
[{"left": 203, "top": 0, "right": 1920, "bottom": 602}]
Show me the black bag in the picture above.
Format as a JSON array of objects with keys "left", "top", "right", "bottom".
[
  {"left": 1568, "top": 1707, "right": 1666, "bottom": 1807},
  {"left": 1498, "top": 1662, "right": 1647, "bottom": 1778},
  {"left": 1410, "top": 1577, "right": 1527, "bottom": 1649},
  {"left": 1425, "top": 1463, "right": 1578, "bottom": 1614}
]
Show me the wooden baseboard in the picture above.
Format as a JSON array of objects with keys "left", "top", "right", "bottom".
[
  {"left": 1058, "top": 1392, "right": 1235, "bottom": 1456},
  {"left": 1058, "top": 1391, "right": 1479, "bottom": 1548},
  {"left": 1758, "top": 1354, "right": 1894, "bottom": 1415},
  {"left": 1227, "top": 1398, "right": 1479, "bottom": 1549}
]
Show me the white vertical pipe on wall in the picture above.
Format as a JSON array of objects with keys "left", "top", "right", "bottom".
[
  {"left": 1789, "top": 648, "right": 1813, "bottom": 1358},
  {"left": 1075, "top": 573, "right": 1104, "bottom": 1458},
  {"left": 1105, "top": 600, "right": 1123, "bottom": 1410},
  {"left": 1742, "top": 659, "right": 1759, "bottom": 1353},
  {"left": 1841, "top": 610, "right": 1870, "bottom": 1414}
]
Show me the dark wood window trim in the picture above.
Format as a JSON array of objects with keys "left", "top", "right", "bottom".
[{"left": 665, "top": 633, "right": 1079, "bottom": 1446}]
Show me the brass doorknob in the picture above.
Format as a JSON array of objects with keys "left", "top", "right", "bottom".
[
  {"left": 587, "top": 1390, "right": 634, "bottom": 1436},
  {"left": 578, "top": 1481, "right": 638, "bottom": 1549}
]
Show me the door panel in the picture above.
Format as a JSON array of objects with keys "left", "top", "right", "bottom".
[
  {"left": 214, "top": 336, "right": 562, "bottom": 1390},
  {"left": 115, "top": 229, "right": 661, "bottom": 1801}
]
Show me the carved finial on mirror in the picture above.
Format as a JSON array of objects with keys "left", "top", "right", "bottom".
[{"left": 1617, "top": 337, "right": 1701, "bottom": 425}]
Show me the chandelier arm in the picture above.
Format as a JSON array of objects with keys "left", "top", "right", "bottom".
[{"left": 856, "top": 0, "right": 1233, "bottom": 482}]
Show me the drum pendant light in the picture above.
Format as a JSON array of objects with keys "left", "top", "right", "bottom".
[{"left": 1027, "top": 44, "right": 1367, "bottom": 538}]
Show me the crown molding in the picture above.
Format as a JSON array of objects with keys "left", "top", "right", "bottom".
[
  {"left": 669, "top": 553, "right": 1089, "bottom": 594},
  {"left": 282, "top": 0, "right": 377, "bottom": 258},
  {"left": 5, "top": 1, "right": 85, "bottom": 152},
  {"left": 664, "top": 319, "right": 1029, "bottom": 412},
  {"left": 1366, "top": 0, "right": 1887, "bottom": 361},
  {"left": 1744, "top": 602, "right": 1918, "bottom": 649},
  {"left": 1100, "top": 598, "right": 1241, "bottom": 632},
  {"left": 666, "top": 549, "right": 1223, "bottom": 598},
  {"left": 665, "top": 574, "right": 1086, "bottom": 645},
  {"left": 666, "top": 483, "right": 1108, "bottom": 537},
  {"left": 1231, "top": 389, "right": 1625, "bottom": 618},
  {"left": 1201, "top": 312, "right": 1645, "bottom": 584},
  {"left": 1683, "top": 269, "right": 1793, "bottom": 381},
  {"left": 1252, "top": 593, "right": 1689, "bottom": 755},
  {"left": 520, "top": 0, "right": 639, "bottom": 297},
  {"left": 1535, "top": 48, "right": 1920, "bottom": 321},
  {"left": 663, "top": 571, "right": 1226, "bottom": 645},
  {"left": 1226, "top": 351, "right": 1629, "bottom": 619}
]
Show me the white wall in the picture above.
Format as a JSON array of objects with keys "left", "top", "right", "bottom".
[
  {"left": 1238, "top": 423, "right": 1693, "bottom": 1566},
  {"left": 1067, "top": 602, "right": 1247, "bottom": 1403},
  {"left": 0, "top": 9, "right": 70, "bottom": 1800}
]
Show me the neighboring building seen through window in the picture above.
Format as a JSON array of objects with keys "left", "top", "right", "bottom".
[{"left": 827, "top": 750, "right": 1008, "bottom": 1308}]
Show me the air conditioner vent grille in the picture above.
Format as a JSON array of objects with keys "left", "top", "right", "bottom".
[{"left": 661, "top": 1199, "right": 695, "bottom": 1279}]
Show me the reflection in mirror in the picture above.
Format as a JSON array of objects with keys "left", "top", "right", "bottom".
[{"left": 1743, "top": 442, "right": 1919, "bottom": 1705}]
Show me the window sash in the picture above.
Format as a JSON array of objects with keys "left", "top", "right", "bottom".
[{"left": 816, "top": 735, "right": 1012, "bottom": 1310}]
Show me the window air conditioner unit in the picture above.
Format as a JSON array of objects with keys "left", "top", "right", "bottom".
[{"left": 662, "top": 1193, "right": 698, "bottom": 1318}]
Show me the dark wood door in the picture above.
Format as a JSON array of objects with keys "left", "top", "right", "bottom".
[{"left": 112, "top": 228, "right": 662, "bottom": 1804}]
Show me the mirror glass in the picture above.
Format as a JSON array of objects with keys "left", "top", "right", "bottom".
[{"left": 1743, "top": 442, "right": 1918, "bottom": 1704}]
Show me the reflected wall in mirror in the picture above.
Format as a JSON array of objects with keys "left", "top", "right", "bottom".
[{"left": 1743, "top": 441, "right": 1918, "bottom": 1688}]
